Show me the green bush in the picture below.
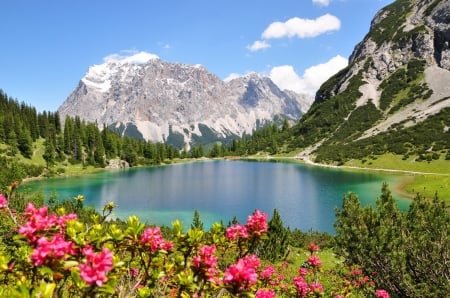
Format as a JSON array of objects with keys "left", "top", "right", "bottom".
[{"left": 334, "top": 184, "right": 450, "bottom": 297}]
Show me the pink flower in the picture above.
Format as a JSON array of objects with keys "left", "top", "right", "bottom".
[
  {"left": 193, "top": 245, "right": 218, "bottom": 268},
  {"left": 246, "top": 210, "right": 268, "bottom": 236},
  {"left": 140, "top": 227, "right": 173, "bottom": 252},
  {"left": 31, "top": 235, "right": 76, "bottom": 266},
  {"left": 223, "top": 255, "right": 260, "bottom": 289},
  {"left": 130, "top": 268, "right": 139, "bottom": 278},
  {"left": 293, "top": 276, "right": 309, "bottom": 297},
  {"left": 299, "top": 267, "right": 308, "bottom": 276},
  {"left": 310, "top": 281, "right": 324, "bottom": 293},
  {"left": 225, "top": 224, "right": 248, "bottom": 241},
  {"left": 308, "top": 242, "right": 319, "bottom": 253},
  {"left": 255, "top": 288, "right": 275, "bottom": 298},
  {"left": 79, "top": 246, "right": 114, "bottom": 287},
  {"left": 375, "top": 289, "right": 390, "bottom": 298},
  {"left": 307, "top": 255, "right": 322, "bottom": 267},
  {"left": 351, "top": 268, "right": 363, "bottom": 276},
  {"left": 260, "top": 265, "right": 275, "bottom": 280},
  {"left": 192, "top": 245, "right": 219, "bottom": 282},
  {"left": 18, "top": 203, "right": 77, "bottom": 243},
  {"left": 0, "top": 194, "right": 7, "bottom": 209}
]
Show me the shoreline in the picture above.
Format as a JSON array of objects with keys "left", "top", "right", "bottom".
[
  {"left": 21, "top": 155, "right": 448, "bottom": 200},
  {"left": 244, "top": 155, "right": 450, "bottom": 200}
]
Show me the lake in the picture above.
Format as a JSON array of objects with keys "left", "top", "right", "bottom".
[{"left": 21, "top": 160, "right": 410, "bottom": 233}]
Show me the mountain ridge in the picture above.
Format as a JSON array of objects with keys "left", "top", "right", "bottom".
[{"left": 59, "top": 58, "right": 312, "bottom": 148}]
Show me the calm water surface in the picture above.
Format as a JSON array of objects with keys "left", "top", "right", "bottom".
[{"left": 21, "top": 160, "right": 409, "bottom": 233}]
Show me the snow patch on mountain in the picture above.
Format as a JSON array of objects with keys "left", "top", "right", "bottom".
[{"left": 59, "top": 57, "right": 312, "bottom": 148}]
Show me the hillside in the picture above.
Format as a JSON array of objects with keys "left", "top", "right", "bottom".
[{"left": 287, "top": 0, "right": 450, "bottom": 165}]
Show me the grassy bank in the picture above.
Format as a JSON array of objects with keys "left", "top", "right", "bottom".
[{"left": 344, "top": 154, "right": 450, "bottom": 204}]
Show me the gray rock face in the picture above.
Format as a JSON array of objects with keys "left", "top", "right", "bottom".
[
  {"left": 350, "top": 0, "right": 450, "bottom": 80},
  {"left": 59, "top": 59, "right": 311, "bottom": 147},
  {"left": 310, "top": 0, "right": 450, "bottom": 150},
  {"left": 324, "top": 0, "right": 450, "bottom": 97}
]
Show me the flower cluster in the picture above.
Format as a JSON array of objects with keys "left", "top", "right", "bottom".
[
  {"left": 223, "top": 254, "right": 261, "bottom": 291},
  {"left": 375, "top": 289, "right": 390, "bottom": 298},
  {"left": 255, "top": 288, "right": 275, "bottom": 298},
  {"left": 78, "top": 246, "right": 114, "bottom": 286},
  {"left": 246, "top": 209, "right": 268, "bottom": 236},
  {"left": 226, "top": 224, "right": 248, "bottom": 241},
  {"left": 18, "top": 203, "right": 77, "bottom": 243},
  {"left": 226, "top": 210, "right": 268, "bottom": 241},
  {"left": 192, "top": 244, "right": 219, "bottom": 282},
  {"left": 0, "top": 194, "right": 392, "bottom": 298},
  {"left": 0, "top": 194, "right": 7, "bottom": 209},
  {"left": 140, "top": 226, "right": 173, "bottom": 252},
  {"left": 307, "top": 255, "right": 322, "bottom": 267},
  {"left": 31, "top": 234, "right": 76, "bottom": 266},
  {"left": 308, "top": 242, "right": 319, "bottom": 254},
  {"left": 293, "top": 267, "right": 314, "bottom": 297},
  {"left": 260, "top": 264, "right": 286, "bottom": 288}
]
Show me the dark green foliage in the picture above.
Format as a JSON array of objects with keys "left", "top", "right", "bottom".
[
  {"left": 424, "top": 0, "right": 442, "bottom": 16},
  {"left": 288, "top": 229, "right": 334, "bottom": 250},
  {"left": 289, "top": 71, "right": 364, "bottom": 150},
  {"left": 379, "top": 59, "right": 428, "bottom": 112},
  {"left": 191, "top": 124, "right": 222, "bottom": 145},
  {"left": 314, "top": 66, "right": 350, "bottom": 104},
  {"left": 379, "top": 68, "right": 408, "bottom": 110},
  {"left": 334, "top": 184, "right": 450, "bottom": 297},
  {"left": 0, "top": 88, "right": 182, "bottom": 182},
  {"left": 367, "top": 0, "right": 413, "bottom": 46},
  {"left": 225, "top": 122, "right": 290, "bottom": 156},
  {"left": 314, "top": 107, "right": 450, "bottom": 164},
  {"left": 42, "top": 138, "right": 55, "bottom": 168},
  {"left": 327, "top": 102, "right": 382, "bottom": 143},
  {"left": 209, "top": 142, "right": 226, "bottom": 158},
  {"left": 258, "top": 209, "right": 289, "bottom": 262},
  {"left": 0, "top": 157, "right": 44, "bottom": 187},
  {"left": 191, "top": 210, "right": 204, "bottom": 230}
]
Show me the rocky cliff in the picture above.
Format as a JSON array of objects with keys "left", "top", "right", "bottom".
[
  {"left": 291, "top": 0, "right": 450, "bottom": 163},
  {"left": 59, "top": 57, "right": 311, "bottom": 148}
]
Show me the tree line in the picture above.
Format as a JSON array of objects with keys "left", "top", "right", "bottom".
[{"left": 0, "top": 90, "right": 182, "bottom": 183}]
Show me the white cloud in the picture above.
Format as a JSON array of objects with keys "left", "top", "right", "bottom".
[
  {"left": 269, "top": 55, "right": 348, "bottom": 95},
  {"left": 262, "top": 14, "right": 341, "bottom": 39},
  {"left": 104, "top": 50, "right": 159, "bottom": 64},
  {"left": 224, "top": 73, "right": 243, "bottom": 82},
  {"left": 312, "top": 0, "right": 331, "bottom": 6},
  {"left": 247, "top": 40, "right": 271, "bottom": 52}
]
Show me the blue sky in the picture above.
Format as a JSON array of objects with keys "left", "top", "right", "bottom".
[{"left": 1, "top": 0, "right": 394, "bottom": 112}]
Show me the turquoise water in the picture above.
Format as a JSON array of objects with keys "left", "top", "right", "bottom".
[{"left": 21, "top": 160, "right": 409, "bottom": 233}]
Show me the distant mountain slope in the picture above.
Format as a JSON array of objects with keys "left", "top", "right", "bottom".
[
  {"left": 290, "top": 0, "right": 450, "bottom": 163},
  {"left": 58, "top": 58, "right": 312, "bottom": 148}
]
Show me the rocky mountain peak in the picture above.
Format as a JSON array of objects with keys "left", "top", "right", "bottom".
[{"left": 59, "top": 58, "right": 312, "bottom": 148}]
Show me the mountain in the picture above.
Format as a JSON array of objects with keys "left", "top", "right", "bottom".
[
  {"left": 290, "top": 0, "right": 450, "bottom": 163},
  {"left": 58, "top": 58, "right": 311, "bottom": 148}
]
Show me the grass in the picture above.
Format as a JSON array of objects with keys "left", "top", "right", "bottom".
[
  {"left": 345, "top": 153, "right": 450, "bottom": 174},
  {"left": 286, "top": 247, "right": 340, "bottom": 271},
  {"left": 345, "top": 153, "right": 450, "bottom": 204}
]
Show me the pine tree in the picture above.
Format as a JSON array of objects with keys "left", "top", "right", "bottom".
[
  {"left": 17, "top": 128, "right": 33, "bottom": 158},
  {"left": 258, "top": 209, "right": 289, "bottom": 262},
  {"left": 43, "top": 139, "right": 55, "bottom": 169},
  {"left": 191, "top": 210, "right": 204, "bottom": 230}
]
